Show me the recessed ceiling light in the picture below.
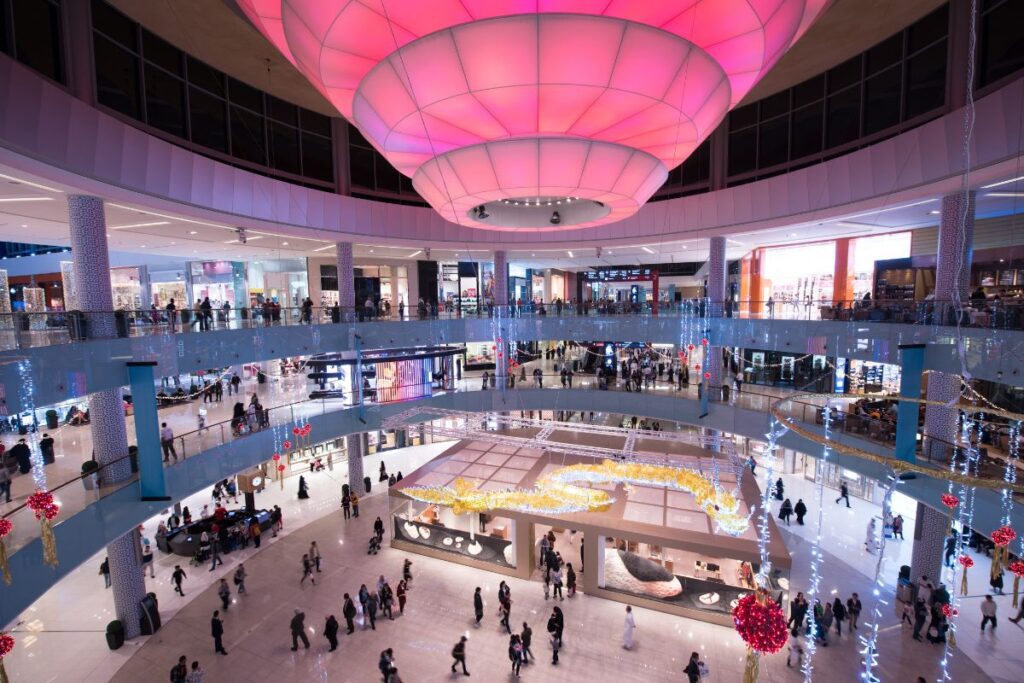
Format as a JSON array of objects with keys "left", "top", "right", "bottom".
[
  {"left": 170, "top": 242, "right": 176, "bottom": 245},
  {"left": 109, "top": 221, "right": 171, "bottom": 230},
  {"left": 986, "top": 192, "right": 1024, "bottom": 198},
  {"left": 140, "top": 244, "right": 147, "bottom": 248},
  {"left": 408, "top": 250, "right": 422, "bottom": 258},
  {"left": 567, "top": 250, "right": 574, "bottom": 258},
  {"left": 641, "top": 246, "right": 654, "bottom": 254},
  {"left": 189, "top": 230, "right": 198, "bottom": 235},
  {"left": 0, "top": 173, "right": 63, "bottom": 193},
  {"left": 790, "top": 232, "right": 797, "bottom": 236},
  {"left": 107, "top": 204, "right": 233, "bottom": 230},
  {"left": 369, "top": 249, "right": 374, "bottom": 253},
  {"left": 982, "top": 176, "right": 1024, "bottom": 189},
  {"left": 281, "top": 241, "right": 289, "bottom": 246},
  {"left": 19, "top": 224, "right": 27, "bottom": 228},
  {"left": 928, "top": 210, "right": 940, "bottom": 215},
  {"left": 0, "top": 197, "right": 54, "bottom": 203}
]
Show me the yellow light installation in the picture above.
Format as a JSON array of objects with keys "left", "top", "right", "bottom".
[{"left": 402, "top": 458, "right": 749, "bottom": 536}]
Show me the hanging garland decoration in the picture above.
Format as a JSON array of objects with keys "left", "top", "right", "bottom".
[
  {"left": 732, "top": 590, "right": 788, "bottom": 683},
  {"left": 1010, "top": 560, "right": 1024, "bottom": 609},
  {"left": 26, "top": 489, "right": 59, "bottom": 568},
  {"left": 958, "top": 554, "right": 975, "bottom": 595},
  {"left": 941, "top": 603, "right": 959, "bottom": 619},
  {"left": 991, "top": 525, "right": 1017, "bottom": 582},
  {"left": 0, "top": 631, "right": 13, "bottom": 683},
  {"left": 0, "top": 518, "right": 11, "bottom": 585}
]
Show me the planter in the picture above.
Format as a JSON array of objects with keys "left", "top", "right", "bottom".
[{"left": 45, "top": 409, "right": 58, "bottom": 430}]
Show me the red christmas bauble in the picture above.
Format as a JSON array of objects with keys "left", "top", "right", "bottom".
[
  {"left": 277, "top": 464, "right": 286, "bottom": 472},
  {"left": 283, "top": 440, "right": 292, "bottom": 449},
  {"left": 732, "top": 593, "right": 788, "bottom": 654},
  {"left": 0, "top": 632, "right": 14, "bottom": 659},
  {"left": 992, "top": 525, "right": 1017, "bottom": 548},
  {"left": 272, "top": 453, "right": 281, "bottom": 461},
  {"left": 958, "top": 555, "right": 974, "bottom": 569},
  {"left": 940, "top": 493, "right": 959, "bottom": 509},
  {"left": 703, "top": 372, "right": 711, "bottom": 380},
  {"left": 292, "top": 427, "right": 300, "bottom": 435}
]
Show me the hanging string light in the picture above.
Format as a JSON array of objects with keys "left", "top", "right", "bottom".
[
  {"left": 16, "top": 360, "right": 46, "bottom": 491},
  {"left": 859, "top": 467, "right": 901, "bottom": 683},
  {"left": 800, "top": 404, "right": 833, "bottom": 682}
]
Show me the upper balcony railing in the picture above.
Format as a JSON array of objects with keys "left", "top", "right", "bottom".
[
  {"left": 1, "top": 369, "right": 1013, "bottom": 560},
  {"left": 0, "top": 298, "right": 1017, "bottom": 352}
]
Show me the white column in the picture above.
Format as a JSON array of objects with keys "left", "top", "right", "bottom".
[
  {"left": 706, "top": 236, "right": 727, "bottom": 398},
  {"left": 67, "top": 195, "right": 147, "bottom": 638}
]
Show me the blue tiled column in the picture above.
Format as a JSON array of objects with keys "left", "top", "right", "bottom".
[
  {"left": 894, "top": 344, "right": 925, "bottom": 464},
  {"left": 127, "top": 361, "right": 169, "bottom": 500}
]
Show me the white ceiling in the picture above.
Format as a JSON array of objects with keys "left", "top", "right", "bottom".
[{"left": 1, "top": 164, "right": 1023, "bottom": 272}]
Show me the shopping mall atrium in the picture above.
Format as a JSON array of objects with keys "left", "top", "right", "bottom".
[{"left": 0, "top": 1, "right": 1023, "bottom": 681}]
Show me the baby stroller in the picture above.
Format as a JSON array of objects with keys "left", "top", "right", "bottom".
[{"left": 367, "top": 535, "right": 381, "bottom": 555}]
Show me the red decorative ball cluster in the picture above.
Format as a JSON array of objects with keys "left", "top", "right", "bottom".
[
  {"left": 0, "top": 632, "right": 13, "bottom": 659},
  {"left": 701, "top": 338, "right": 709, "bottom": 346},
  {"left": 687, "top": 344, "right": 695, "bottom": 351},
  {"left": 277, "top": 464, "right": 286, "bottom": 473},
  {"left": 272, "top": 453, "right": 281, "bottom": 462},
  {"left": 941, "top": 494, "right": 960, "bottom": 509},
  {"left": 703, "top": 372, "right": 711, "bottom": 380},
  {"left": 0, "top": 518, "right": 12, "bottom": 539},
  {"left": 958, "top": 555, "right": 974, "bottom": 569},
  {"left": 291, "top": 424, "right": 312, "bottom": 437},
  {"left": 732, "top": 593, "right": 788, "bottom": 655},
  {"left": 1009, "top": 560, "right": 1024, "bottom": 578},
  {"left": 992, "top": 526, "right": 1017, "bottom": 548},
  {"left": 941, "top": 604, "right": 959, "bottom": 618},
  {"left": 282, "top": 440, "right": 292, "bottom": 450},
  {"left": 26, "top": 489, "right": 59, "bottom": 521}
]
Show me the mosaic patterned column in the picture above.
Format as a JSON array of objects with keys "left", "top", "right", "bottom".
[
  {"left": 346, "top": 432, "right": 364, "bottom": 492},
  {"left": 336, "top": 241, "right": 355, "bottom": 316},
  {"left": 493, "top": 251, "right": 508, "bottom": 307},
  {"left": 0, "top": 269, "right": 12, "bottom": 329},
  {"left": 67, "top": 195, "right": 146, "bottom": 638},
  {"left": 706, "top": 236, "right": 726, "bottom": 397},
  {"left": 60, "top": 261, "right": 77, "bottom": 311},
  {"left": 910, "top": 501, "right": 946, "bottom": 590},
  {"left": 924, "top": 191, "right": 975, "bottom": 459}
]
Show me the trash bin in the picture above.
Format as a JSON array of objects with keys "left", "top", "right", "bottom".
[
  {"left": 129, "top": 445, "right": 138, "bottom": 474},
  {"left": 115, "top": 310, "right": 129, "bottom": 338},
  {"left": 82, "top": 460, "right": 99, "bottom": 490},
  {"left": 105, "top": 620, "right": 125, "bottom": 650},
  {"left": 721, "top": 384, "right": 730, "bottom": 402},
  {"left": 45, "top": 409, "right": 58, "bottom": 429},
  {"left": 66, "top": 310, "right": 87, "bottom": 340},
  {"left": 363, "top": 476, "right": 371, "bottom": 494}
]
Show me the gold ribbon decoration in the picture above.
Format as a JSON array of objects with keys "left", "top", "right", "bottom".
[
  {"left": 1014, "top": 575, "right": 1021, "bottom": 609},
  {"left": 0, "top": 540, "right": 10, "bottom": 586},
  {"left": 40, "top": 517, "right": 58, "bottom": 569},
  {"left": 743, "top": 646, "right": 759, "bottom": 683}
]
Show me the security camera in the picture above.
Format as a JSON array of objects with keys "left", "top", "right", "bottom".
[
  {"left": 236, "top": 228, "right": 247, "bottom": 244},
  {"left": 550, "top": 211, "right": 561, "bottom": 225}
]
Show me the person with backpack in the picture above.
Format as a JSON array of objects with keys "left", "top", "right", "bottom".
[{"left": 509, "top": 634, "right": 524, "bottom": 676}]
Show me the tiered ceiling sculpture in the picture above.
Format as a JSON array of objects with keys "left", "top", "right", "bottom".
[{"left": 239, "top": 1, "right": 831, "bottom": 230}]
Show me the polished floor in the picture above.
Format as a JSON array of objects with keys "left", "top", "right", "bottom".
[{"left": 5, "top": 436, "right": 1008, "bottom": 683}]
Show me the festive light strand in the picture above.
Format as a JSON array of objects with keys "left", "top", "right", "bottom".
[
  {"left": 859, "top": 467, "right": 900, "bottom": 683},
  {"left": 800, "top": 404, "right": 832, "bottom": 682}
]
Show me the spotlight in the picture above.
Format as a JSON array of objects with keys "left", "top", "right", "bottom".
[
  {"left": 550, "top": 211, "right": 561, "bottom": 225},
  {"left": 474, "top": 205, "right": 489, "bottom": 220}
]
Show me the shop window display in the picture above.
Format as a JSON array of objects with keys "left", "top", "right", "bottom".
[{"left": 392, "top": 498, "right": 516, "bottom": 568}]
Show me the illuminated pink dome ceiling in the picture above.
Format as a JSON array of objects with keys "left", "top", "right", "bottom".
[{"left": 238, "top": 1, "right": 832, "bottom": 230}]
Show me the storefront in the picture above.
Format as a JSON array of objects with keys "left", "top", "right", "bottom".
[
  {"left": 737, "top": 350, "right": 833, "bottom": 390},
  {"left": 464, "top": 342, "right": 496, "bottom": 370},
  {"left": 833, "top": 358, "right": 901, "bottom": 395},
  {"left": 110, "top": 266, "right": 143, "bottom": 311},
  {"left": 247, "top": 258, "right": 309, "bottom": 308},
  {"left": 189, "top": 261, "right": 247, "bottom": 308}
]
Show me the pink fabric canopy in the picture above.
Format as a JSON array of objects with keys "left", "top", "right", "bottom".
[{"left": 238, "top": 1, "right": 831, "bottom": 228}]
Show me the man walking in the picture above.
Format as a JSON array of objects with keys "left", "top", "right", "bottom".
[
  {"left": 211, "top": 610, "right": 227, "bottom": 655},
  {"left": 309, "top": 541, "right": 322, "bottom": 572},
  {"left": 170, "top": 655, "right": 188, "bottom": 683},
  {"left": 473, "top": 586, "right": 484, "bottom": 627},
  {"left": 451, "top": 635, "right": 469, "bottom": 676},
  {"left": 172, "top": 565, "right": 187, "bottom": 596},
  {"left": 342, "top": 593, "right": 357, "bottom": 634},
  {"left": 835, "top": 481, "right": 851, "bottom": 508},
  {"left": 290, "top": 609, "right": 310, "bottom": 650},
  {"left": 161, "top": 423, "right": 177, "bottom": 462},
  {"left": 300, "top": 554, "right": 316, "bottom": 585},
  {"left": 217, "top": 578, "right": 231, "bottom": 610},
  {"left": 209, "top": 533, "right": 223, "bottom": 571},
  {"left": 794, "top": 499, "right": 808, "bottom": 525},
  {"left": 521, "top": 622, "right": 534, "bottom": 664},
  {"left": 981, "top": 595, "right": 998, "bottom": 631}
]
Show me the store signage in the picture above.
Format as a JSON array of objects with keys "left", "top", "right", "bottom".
[{"left": 581, "top": 267, "right": 654, "bottom": 281}]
